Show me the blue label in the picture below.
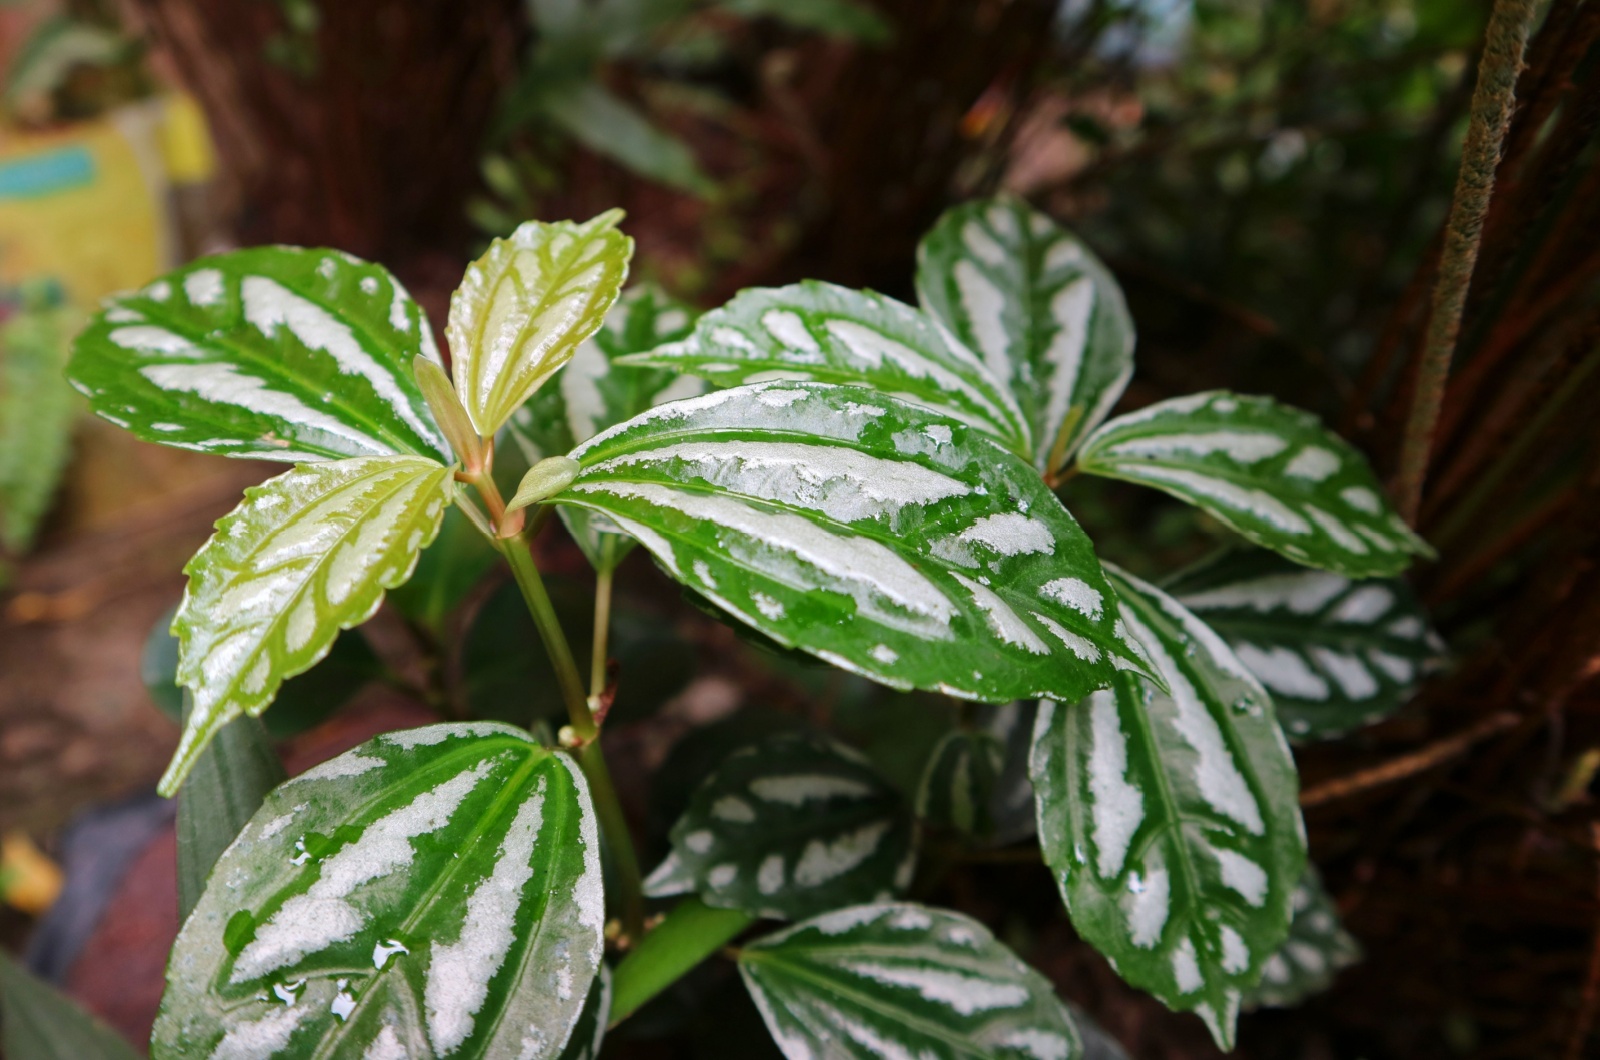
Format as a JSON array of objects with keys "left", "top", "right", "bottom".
[{"left": 0, "top": 145, "right": 96, "bottom": 201}]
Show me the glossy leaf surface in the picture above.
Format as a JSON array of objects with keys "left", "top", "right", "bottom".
[
  {"left": 0, "top": 951, "right": 140, "bottom": 1060},
  {"left": 554, "top": 381, "right": 1149, "bottom": 705},
  {"left": 1030, "top": 567, "right": 1305, "bottom": 1048},
  {"left": 1245, "top": 868, "right": 1361, "bottom": 1009},
  {"left": 739, "top": 902, "right": 1083, "bottom": 1059},
  {"left": 1167, "top": 549, "right": 1445, "bottom": 740},
  {"left": 916, "top": 728, "right": 1004, "bottom": 840},
  {"left": 67, "top": 247, "right": 449, "bottom": 462},
  {"left": 617, "top": 282, "right": 1031, "bottom": 457},
  {"left": 507, "top": 284, "right": 702, "bottom": 570},
  {"left": 644, "top": 732, "right": 914, "bottom": 920},
  {"left": 163, "top": 456, "right": 451, "bottom": 794},
  {"left": 1077, "top": 391, "right": 1430, "bottom": 577},
  {"left": 917, "top": 197, "right": 1134, "bottom": 475},
  {"left": 153, "top": 724, "right": 604, "bottom": 1060},
  {"left": 448, "top": 212, "right": 632, "bottom": 436}
]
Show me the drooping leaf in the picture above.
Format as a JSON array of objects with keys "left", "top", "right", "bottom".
[
  {"left": 1030, "top": 566, "right": 1306, "bottom": 1049},
  {"left": 551, "top": 380, "right": 1151, "bottom": 706},
  {"left": 153, "top": 723, "right": 605, "bottom": 1060},
  {"left": 916, "top": 197, "right": 1134, "bottom": 476},
  {"left": 162, "top": 456, "right": 452, "bottom": 794},
  {"left": 0, "top": 302, "right": 76, "bottom": 554},
  {"left": 739, "top": 902, "right": 1084, "bottom": 1060},
  {"left": 644, "top": 731, "right": 915, "bottom": 920},
  {"left": 916, "top": 728, "right": 1004, "bottom": 840},
  {"left": 448, "top": 211, "right": 633, "bottom": 437},
  {"left": 66, "top": 248, "right": 449, "bottom": 462},
  {"left": 544, "top": 83, "right": 714, "bottom": 196},
  {"left": 1076, "top": 391, "right": 1431, "bottom": 577},
  {"left": 1245, "top": 867, "right": 1361, "bottom": 1010},
  {"left": 1166, "top": 549, "right": 1446, "bottom": 740},
  {"left": 0, "top": 950, "right": 141, "bottom": 1060},
  {"left": 177, "top": 703, "right": 286, "bottom": 921},
  {"left": 617, "top": 282, "right": 1032, "bottom": 458}
]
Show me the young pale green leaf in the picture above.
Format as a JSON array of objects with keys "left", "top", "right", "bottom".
[
  {"left": 916, "top": 728, "right": 1004, "bottom": 840},
  {"left": 1166, "top": 549, "right": 1446, "bottom": 740},
  {"left": 615, "top": 281, "right": 1032, "bottom": 458},
  {"left": 739, "top": 902, "right": 1084, "bottom": 1060},
  {"left": 1245, "top": 867, "right": 1361, "bottom": 1010},
  {"left": 414, "top": 355, "right": 486, "bottom": 471},
  {"left": 66, "top": 247, "right": 449, "bottom": 462},
  {"left": 552, "top": 381, "right": 1151, "bottom": 706},
  {"left": 508, "top": 456, "right": 582, "bottom": 513},
  {"left": 1030, "top": 567, "right": 1306, "bottom": 1049},
  {"left": 162, "top": 456, "right": 452, "bottom": 795},
  {"left": 504, "top": 285, "right": 702, "bottom": 571},
  {"left": 644, "top": 731, "right": 915, "bottom": 920},
  {"left": 0, "top": 302, "right": 76, "bottom": 553},
  {"left": 448, "top": 211, "right": 633, "bottom": 436},
  {"left": 916, "top": 197, "right": 1134, "bottom": 476},
  {"left": 0, "top": 951, "right": 141, "bottom": 1060},
  {"left": 153, "top": 723, "right": 605, "bottom": 1060},
  {"left": 1077, "top": 391, "right": 1431, "bottom": 577}
]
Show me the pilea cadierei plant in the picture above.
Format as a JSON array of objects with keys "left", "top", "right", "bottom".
[{"left": 63, "top": 196, "right": 1443, "bottom": 1058}]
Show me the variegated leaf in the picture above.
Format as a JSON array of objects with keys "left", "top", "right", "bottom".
[
  {"left": 163, "top": 456, "right": 452, "bottom": 795},
  {"left": 552, "top": 381, "right": 1151, "bottom": 706},
  {"left": 556, "top": 968, "right": 611, "bottom": 1060},
  {"left": 739, "top": 902, "right": 1084, "bottom": 1060},
  {"left": 916, "top": 728, "right": 1004, "bottom": 840},
  {"left": 1030, "top": 567, "right": 1306, "bottom": 1049},
  {"left": 616, "top": 281, "right": 1032, "bottom": 457},
  {"left": 644, "top": 731, "right": 914, "bottom": 920},
  {"left": 448, "top": 211, "right": 632, "bottom": 437},
  {"left": 66, "top": 248, "right": 449, "bottom": 462},
  {"left": 1245, "top": 867, "right": 1360, "bottom": 1010},
  {"left": 505, "top": 284, "right": 702, "bottom": 571},
  {"left": 916, "top": 197, "right": 1134, "bottom": 476},
  {"left": 1167, "top": 549, "right": 1446, "bottom": 740},
  {"left": 152, "top": 723, "right": 604, "bottom": 1060},
  {"left": 1076, "top": 391, "right": 1432, "bottom": 577}
]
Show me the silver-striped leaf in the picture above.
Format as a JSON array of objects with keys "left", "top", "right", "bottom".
[
  {"left": 1029, "top": 566, "right": 1306, "bottom": 1049},
  {"left": 153, "top": 723, "right": 604, "bottom": 1060},
  {"left": 616, "top": 281, "right": 1032, "bottom": 458},
  {"left": 505, "top": 284, "right": 702, "bottom": 572},
  {"left": 66, "top": 248, "right": 449, "bottom": 463},
  {"left": 739, "top": 902, "right": 1083, "bottom": 1060},
  {"left": 1167, "top": 549, "right": 1446, "bottom": 740},
  {"left": 551, "top": 380, "right": 1151, "bottom": 705},
  {"left": 448, "top": 211, "right": 633, "bottom": 437},
  {"left": 916, "top": 728, "right": 1004, "bottom": 841},
  {"left": 644, "top": 731, "right": 915, "bottom": 920},
  {"left": 1076, "top": 391, "right": 1432, "bottom": 577},
  {"left": 162, "top": 456, "right": 452, "bottom": 795},
  {"left": 1245, "top": 868, "right": 1360, "bottom": 1009},
  {"left": 916, "top": 197, "right": 1134, "bottom": 477}
]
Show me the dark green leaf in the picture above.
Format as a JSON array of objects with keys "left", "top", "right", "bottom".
[
  {"left": 1030, "top": 566, "right": 1306, "bottom": 1049},
  {"left": 545, "top": 83, "right": 714, "bottom": 195},
  {"left": 1166, "top": 549, "right": 1446, "bottom": 740},
  {"left": 553, "top": 381, "right": 1151, "bottom": 706},
  {"left": 739, "top": 902, "right": 1084, "bottom": 1059},
  {"left": 644, "top": 731, "right": 915, "bottom": 920},
  {"left": 0, "top": 951, "right": 141, "bottom": 1060},
  {"left": 1245, "top": 867, "right": 1361, "bottom": 1010},
  {"left": 978, "top": 701, "right": 1042, "bottom": 847},
  {"left": 916, "top": 728, "right": 1004, "bottom": 840},
  {"left": 0, "top": 301, "right": 76, "bottom": 553},
  {"left": 917, "top": 197, "right": 1134, "bottom": 476},
  {"left": 387, "top": 505, "right": 500, "bottom": 636},
  {"left": 153, "top": 723, "right": 604, "bottom": 1060},
  {"left": 66, "top": 247, "right": 450, "bottom": 462},
  {"left": 1076, "top": 391, "right": 1432, "bottom": 577}
]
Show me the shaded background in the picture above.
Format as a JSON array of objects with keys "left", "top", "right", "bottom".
[{"left": 1, "top": 0, "right": 1598, "bottom": 1056}]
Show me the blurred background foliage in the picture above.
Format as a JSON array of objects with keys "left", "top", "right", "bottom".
[{"left": 2, "top": 0, "right": 1599, "bottom": 1057}]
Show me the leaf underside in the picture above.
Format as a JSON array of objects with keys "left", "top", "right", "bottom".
[
  {"left": 66, "top": 247, "right": 449, "bottom": 463},
  {"left": 1077, "top": 391, "right": 1431, "bottom": 578},
  {"left": 916, "top": 196, "right": 1134, "bottom": 476},
  {"left": 164, "top": 456, "right": 451, "bottom": 794},
  {"left": 153, "top": 723, "right": 605, "bottom": 1060},
  {"left": 554, "top": 380, "right": 1151, "bottom": 705},
  {"left": 1030, "top": 566, "right": 1306, "bottom": 1049},
  {"left": 1166, "top": 549, "right": 1446, "bottom": 740},
  {"left": 646, "top": 731, "right": 915, "bottom": 920},
  {"left": 739, "top": 902, "right": 1083, "bottom": 1060}
]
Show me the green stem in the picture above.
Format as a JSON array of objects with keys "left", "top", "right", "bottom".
[
  {"left": 591, "top": 566, "right": 613, "bottom": 701},
  {"left": 608, "top": 898, "right": 755, "bottom": 1028},
  {"left": 577, "top": 738, "right": 645, "bottom": 943}
]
